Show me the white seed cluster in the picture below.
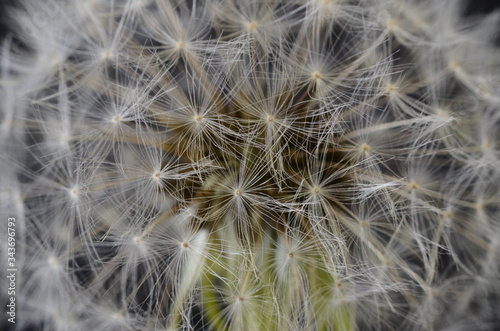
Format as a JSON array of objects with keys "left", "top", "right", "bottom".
[{"left": 1, "top": 0, "right": 499, "bottom": 330}]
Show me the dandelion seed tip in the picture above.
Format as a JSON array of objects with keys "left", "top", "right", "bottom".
[
  {"left": 387, "top": 18, "right": 399, "bottom": 29},
  {"left": 237, "top": 296, "right": 245, "bottom": 302},
  {"left": 111, "top": 115, "right": 121, "bottom": 124},
  {"left": 69, "top": 188, "right": 79, "bottom": 198},
  {"left": 181, "top": 241, "right": 189, "bottom": 249},
  {"left": 360, "top": 143, "right": 371, "bottom": 152},
  {"left": 336, "top": 282, "right": 343, "bottom": 288},
  {"left": 266, "top": 115, "right": 275, "bottom": 123},
  {"left": 312, "top": 186, "right": 321, "bottom": 194},
  {"left": 111, "top": 312, "right": 122, "bottom": 321},
  {"left": 51, "top": 56, "right": 63, "bottom": 66},
  {"left": 152, "top": 171, "right": 161, "bottom": 179},
  {"left": 287, "top": 252, "right": 294, "bottom": 258},
  {"left": 448, "top": 60, "right": 461, "bottom": 72},
  {"left": 234, "top": 189, "right": 243, "bottom": 196},
  {"left": 443, "top": 210, "right": 453, "bottom": 219},
  {"left": 360, "top": 221, "right": 368, "bottom": 228},
  {"left": 132, "top": 236, "right": 142, "bottom": 244},
  {"left": 480, "top": 140, "right": 491, "bottom": 152},
  {"left": 311, "top": 71, "right": 323, "bottom": 80},
  {"left": 385, "top": 83, "right": 398, "bottom": 94},
  {"left": 48, "top": 257, "right": 58, "bottom": 266},
  {"left": 436, "top": 109, "right": 448, "bottom": 118},
  {"left": 175, "top": 41, "right": 186, "bottom": 50},
  {"left": 102, "top": 49, "right": 112, "bottom": 59},
  {"left": 194, "top": 114, "right": 203, "bottom": 122},
  {"left": 318, "top": 0, "right": 333, "bottom": 6},
  {"left": 246, "top": 21, "right": 259, "bottom": 32},
  {"left": 409, "top": 182, "right": 418, "bottom": 190},
  {"left": 475, "top": 202, "right": 484, "bottom": 211}
]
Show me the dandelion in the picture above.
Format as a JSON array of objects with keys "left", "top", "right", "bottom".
[{"left": 1, "top": 0, "right": 499, "bottom": 330}]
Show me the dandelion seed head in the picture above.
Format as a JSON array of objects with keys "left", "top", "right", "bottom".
[
  {"left": 152, "top": 171, "right": 162, "bottom": 180},
  {"left": 48, "top": 257, "right": 58, "bottom": 267},
  {"left": 480, "top": 140, "right": 491, "bottom": 152},
  {"left": 448, "top": 60, "right": 462, "bottom": 72},
  {"left": 475, "top": 202, "right": 485, "bottom": 212},
  {"left": 387, "top": 18, "right": 399, "bottom": 29},
  {"left": 111, "top": 115, "right": 121, "bottom": 124},
  {"left": 443, "top": 210, "right": 453, "bottom": 219},
  {"left": 246, "top": 22, "right": 259, "bottom": 32},
  {"left": 69, "top": 187, "right": 79, "bottom": 199},
  {"left": 311, "top": 71, "right": 323, "bottom": 81},
  {"left": 312, "top": 186, "right": 322, "bottom": 194},
  {"left": 50, "top": 55, "right": 63, "bottom": 67},
  {"left": 408, "top": 181, "right": 419, "bottom": 190},
  {"left": 385, "top": 83, "right": 398, "bottom": 94},
  {"left": 60, "top": 134, "right": 71, "bottom": 143},
  {"left": 175, "top": 41, "right": 186, "bottom": 51},
  {"left": 102, "top": 49, "right": 112, "bottom": 60},
  {"left": 435, "top": 109, "right": 449, "bottom": 118},
  {"left": 360, "top": 143, "right": 371, "bottom": 152}
]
